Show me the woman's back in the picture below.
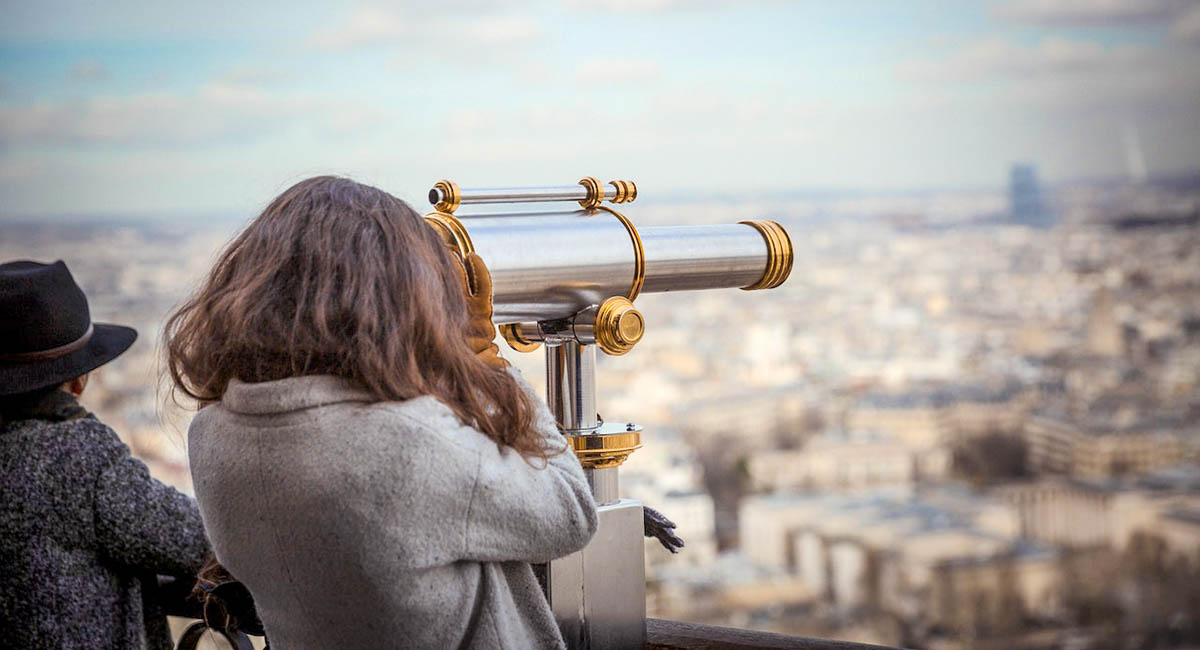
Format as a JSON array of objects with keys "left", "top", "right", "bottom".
[{"left": 189, "top": 373, "right": 596, "bottom": 650}]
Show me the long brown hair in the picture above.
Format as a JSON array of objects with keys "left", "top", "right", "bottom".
[{"left": 164, "top": 175, "right": 546, "bottom": 458}]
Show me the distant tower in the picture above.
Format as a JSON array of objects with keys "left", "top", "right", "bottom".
[
  {"left": 1120, "top": 122, "right": 1148, "bottom": 183},
  {"left": 1008, "top": 164, "right": 1052, "bottom": 227}
]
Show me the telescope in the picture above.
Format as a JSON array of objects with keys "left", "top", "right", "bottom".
[{"left": 425, "top": 178, "right": 793, "bottom": 650}]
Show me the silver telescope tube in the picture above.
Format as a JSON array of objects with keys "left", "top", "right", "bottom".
[{"left": 424, "top": 208, "right": 793, "bottom": 325}]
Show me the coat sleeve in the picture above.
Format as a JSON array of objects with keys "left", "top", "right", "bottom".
[
  {"left": 89, "top": 423, "right": 212, "bottom": 577},
  {"left": 459, "top": 368, "right": 598, "bottom": 564}
]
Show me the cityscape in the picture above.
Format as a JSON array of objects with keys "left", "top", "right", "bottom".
[{"left": 3, "top": 167, "right": 1197, "bottom": 649}]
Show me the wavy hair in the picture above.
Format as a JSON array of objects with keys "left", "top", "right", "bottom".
[{"left": 164, "top": 176, "right": 545, "bottom": 458}]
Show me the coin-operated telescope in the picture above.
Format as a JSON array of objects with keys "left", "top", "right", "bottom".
[{"left": 425, "top": 178, "right": 793, "bottom": 650}]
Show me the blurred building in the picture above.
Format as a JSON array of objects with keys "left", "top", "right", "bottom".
[
  {"left": 1025, "top": 410, "right": 1195, "bottom": 478},
  {"left": 996, "top": 466, "right": 1200, "bottom": 555},
  {"left": 738, "top": 489, "right": 1060, "bottom": 634},
  {"left": 747, "top": 430, "right": 947, "bottom": 492}
]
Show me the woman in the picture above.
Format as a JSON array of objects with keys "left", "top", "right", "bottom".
[
  {"left": 166, "top": 176, "right": 597, "bottom": 649},
  {"left": 0, "top": 260, "right": 211, "bottom": 649}
]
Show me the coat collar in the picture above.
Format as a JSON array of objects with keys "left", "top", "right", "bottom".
[
  {"left": 0, "top": 387, "right": 89, "bottom": 426},
  {"left": 220, "top": 375, "right": 375, "bottom": 415}
]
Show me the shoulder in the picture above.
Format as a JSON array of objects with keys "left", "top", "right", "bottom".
[
  {"left": 188, "top": 392, "right": 492, "bottom": 467},
  {"left": 366, "top": 396, "right": 496, "bottom": 457},
  {"left": 23, "top": 415, "right": 129, "bottom": 465},
  {"left": 1, "top": 416, "right": 135, "bottom": 497}
]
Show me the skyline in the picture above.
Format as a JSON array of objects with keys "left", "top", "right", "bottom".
[{"left": 2, "top": 0, "right": 1199, "bottom": 218}]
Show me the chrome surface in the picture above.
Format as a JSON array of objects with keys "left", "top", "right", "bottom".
[
  {"left": 547, "top": 500, "right": 647, "bottom": 650},
  {"left": 436, "top": 210, "right": 784, "bottom": 323},
  {"left": 640, "top": 224, "right": 769, "bottom": 293},
  {"left": 456, "top": 210, "right": 637, "bottom": 323},
  {"left": 499, "top": 304, "right": 637, "bottom": 354},
  {"left": 545, "top": 341, "right": 598, "bottom": 433},
  {"left": 586, "top": 466, "right": 620, "bottom": 505},
  {"left": 431, "top": 185, "right": 589, "bottom": 207}
]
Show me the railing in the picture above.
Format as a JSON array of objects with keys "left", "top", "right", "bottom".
[
  {"left": 175, "top": 617, "right": 903, "bottom": 650},
  {"left": 647, "top": 619, "right": 901, "bottom": 650}
]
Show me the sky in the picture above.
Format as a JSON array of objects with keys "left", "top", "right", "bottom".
[{"left": 1, "top": 0, "right": 1199, "bottom": 218}]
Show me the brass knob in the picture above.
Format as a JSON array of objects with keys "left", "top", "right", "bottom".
[
  {"left": 432, "top": 179, "right": 461, "bottom": 214},
  {"left": 595, "top": 296, "right": 644, "bottom": 356}
]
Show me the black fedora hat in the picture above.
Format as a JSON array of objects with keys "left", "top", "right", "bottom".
[{"left": 0, "top": 260, "right": 137, "bottom": 396}]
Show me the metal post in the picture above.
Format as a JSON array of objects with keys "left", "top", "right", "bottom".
[
  {"left": 546, "top": 342, "right": 598, "bottom": 433},
  {"left": 543, "top": 340, "right": 647, "bottom": 650}
]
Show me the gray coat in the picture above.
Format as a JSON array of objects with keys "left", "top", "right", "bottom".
[
  {"left": 0, "top": 389, "right": 211, "bottom": 650},
  {"left": 187, "top": 369, "right": 597, "bottom": 650}
]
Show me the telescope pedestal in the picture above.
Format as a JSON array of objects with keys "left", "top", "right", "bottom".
[
  {"left": 547, "top": 499, "right": 646, "bottom": 650},
  {"left": 542, "top": 340, "right": 647, "bottom": 650}
]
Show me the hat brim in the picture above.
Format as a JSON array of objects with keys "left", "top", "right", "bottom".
[{"left": 0, "top": 323, "right": 137, "bottom": 396}]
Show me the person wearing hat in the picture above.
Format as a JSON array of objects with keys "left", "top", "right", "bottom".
[{"left": 0, "top": 260, "right": 212, "bottom": 650}]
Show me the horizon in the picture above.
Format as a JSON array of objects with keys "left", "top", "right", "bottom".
[{"left": 4, "top": 166, "right": 1196, "bottom": 224}]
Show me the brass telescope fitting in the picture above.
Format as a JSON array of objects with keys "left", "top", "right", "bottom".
[
  {"left": 431, "top": 180, "right": 461, "bottom": 214},
  {"left": 595, "top": 205, "right": 645, "bottom": 301},
  {"left": 500, "top": 323, "right": 542, "bottom": 353},
  {"left": 578, "top": 176, "right": 605, "bottom": 209},
  {"left": 568, "top": 424, "right": 643, "bottom": 470},
  {"left": 423, "top": 211, "right": 474, "bottom": 258},
  {"left": 594, "top": 297, "right": 644, "bottom": 356},
  {"left": 498, "top": 297, "right": 644, "bottom": 357},
  {"left": 738, "top": 219, "right": 793, "bottom": 290},
  {"left": 607, "top": 180, "right": 637, "bottom": 204}
]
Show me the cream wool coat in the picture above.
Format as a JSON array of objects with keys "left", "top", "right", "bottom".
[{"left": 187, "top": 369, "right": 597, "bottom": 649}]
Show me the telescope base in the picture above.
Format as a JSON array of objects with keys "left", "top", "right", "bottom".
[{"left": 546, "top": 498, "right": 647, "bottom": 650}]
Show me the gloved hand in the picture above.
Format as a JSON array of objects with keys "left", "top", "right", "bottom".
[
  {"left": 452, "top": 252, "right": 507, "bottom": 369},
  {"left": 201, "top": 580, "right": 265, "bottom": 637},
  {"left": 644, "top": 506, "right": 685, "bottom": 554}
]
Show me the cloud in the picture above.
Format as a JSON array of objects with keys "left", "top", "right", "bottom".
[
  {"left": 68, "top": 60, "right": 110, "bottom": 82},
  {"left": 0, "top": 82, "right": 383, "bottom": 147},
  {"left": 442, "top": 108, "right": 498, "bottom": 137},
  {"left": 566, "top": 0, "right": 686, "bottom": 9},
  {"left": 219, "top": 64, "right": 292, "bottom": 85},
  {"left": 430, "top": 89, "right": 818, "bottom": 171},
  {"left": 307, "top": 5, "right": 410, "bottom": 50},
  {"left": 459, "top": 16, "right": 541, "bottom": 47},
  {"left": 307, "top": 5, "right": 540, "bottom": 52},
  {"left": 896, "top": 37, "right": 1148, "bottom": 82},
  {"left": 573, "top": 58, "right": 662, "bottom": 85},
  {"left": 564, "top": 0, "right": 734, "bottom": 10},
  {"left": 993, "top": 0, "right": 1185, "bottom": 25}
]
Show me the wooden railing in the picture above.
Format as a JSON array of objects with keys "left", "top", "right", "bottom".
[
  {"left": 647, "top": 619, "right": 901, "bottom": 650},
  {"left": 176, "top": 617, "right": 902, "bottom": 649}
]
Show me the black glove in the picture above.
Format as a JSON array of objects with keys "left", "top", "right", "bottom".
[
  {"left": 644, "top": 506, "right": 685, "bottom": 554},
  {"left": 201, "top": 580, "right": 266, "bottom": 637}
]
